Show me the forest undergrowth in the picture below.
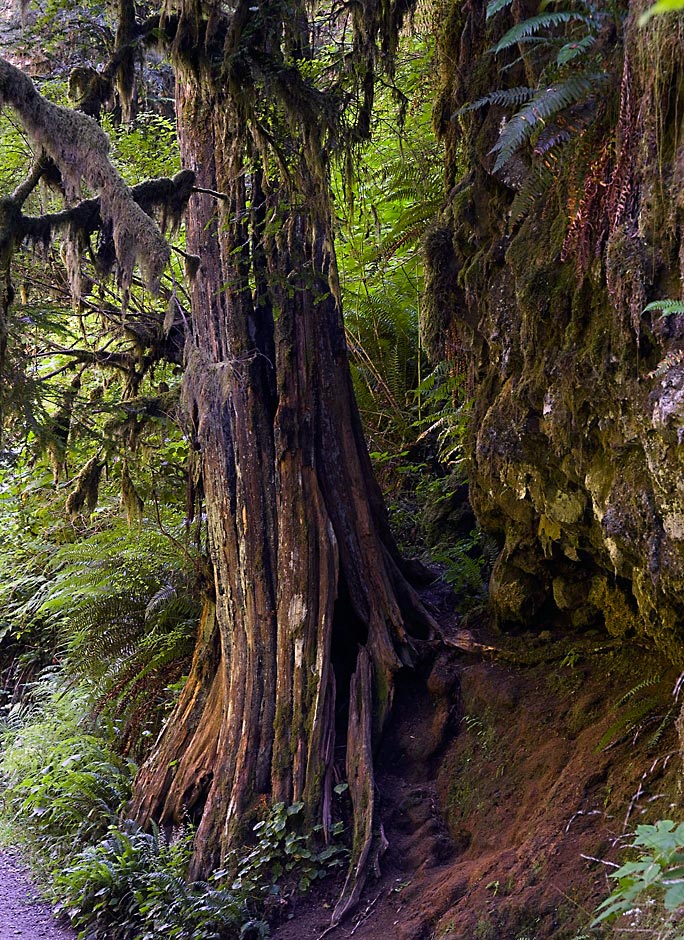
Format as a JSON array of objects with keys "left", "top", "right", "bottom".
[
  {"left": 0, "top": 17, "right": 491, "bottom": 939},
  {"left": 1, "top": 1, "right": 684, "bottom": 939}
]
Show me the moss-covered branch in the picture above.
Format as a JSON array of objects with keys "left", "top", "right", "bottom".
[
  {"left": 19, "top": 170, "right": 195, "bottom": 257},
  {"left": 0, "top": 56, "right": 172, "bottom": 295}
]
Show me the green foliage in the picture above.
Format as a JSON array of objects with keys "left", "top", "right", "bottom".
[
  {"left": 491, "top": 13, "right": 594, "bottom": 55},
  {"left": 54, "top": 822, "right": 250, "bottom": 940},
  {"left": 429, "top": 528, "right": 490, "bottom": 601},
  {"left": 219, "top": 801, "right": 348, "bottom": 899},
  {"left": 104, "top": 113, "right": 180, "bottom": 183},
  {"left": 639, "top": 0, "right": 684, "bottom": 24},
  {"left": 51, "top": 802, "right": 348, "bottom": 940},
  {"left": 458, "top": 0, "right": 614, "bottom": 221},
  {"left": 596, "top": 676, "right": 674, "bottom": 752},
  {"left": 460, "top": 86, "right": 536, "bottom": 113},
  {"left": 643, "top": 300, "right": 684, "bottom": 316},
  {"left": 593, "top": 821, "right": 684, "bottom": 927},
  {"left": 50, "top": 525, "right": 199, "bottom": 752},
  {"left": 490, "top": 74, "right": 607, "bottom": 172},
  {"left": 413, "top": 365, "right": 471, "bottom": 468},
  {"left": 336, "top": 31, "right": 441, "bottom": 454},
  {"left": 0, "top": 683, "right": 133, "bottom": 870}
]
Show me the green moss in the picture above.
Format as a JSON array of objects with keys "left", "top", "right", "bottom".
[{"left": 588, "top": 577, "right": 639, "bottom": 638}]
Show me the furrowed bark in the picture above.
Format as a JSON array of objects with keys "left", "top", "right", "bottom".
[{"left": 128, "top": 0, "right": 436, "bottom": 917}]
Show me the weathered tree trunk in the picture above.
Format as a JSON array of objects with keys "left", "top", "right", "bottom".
[{"left": 130, "top": 11, "right": 435, "bottom": 913}]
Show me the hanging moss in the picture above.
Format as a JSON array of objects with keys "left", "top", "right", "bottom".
[
  {"left": 121, "top": 460, "right": 144, "bottom": 525},
  {"left": 65, "top": 456, "right": 104, "bottom": 519},
  {"left": 0, "top": 56, "right": 170, "bottom": 296}
]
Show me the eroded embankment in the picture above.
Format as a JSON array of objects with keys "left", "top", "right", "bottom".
[{"left": 272, "top": 619, "right": 682, "bottom": 940}]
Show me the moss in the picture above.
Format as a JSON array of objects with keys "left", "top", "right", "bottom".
[
  {"left": 588, "top": 577, "right": 639, "bottom": 638},
  {"left": 0, "top": 57, "right": 171, "bottom": 296},
  {"left": 65, "top": 455, "right": 103, "bottom": 519}
]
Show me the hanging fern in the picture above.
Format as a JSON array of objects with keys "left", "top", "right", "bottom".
[
  {"left": 491, "top": 12, "right": 594, "bottom": 55},
  {"left": 557, "top": 33, "right": 597, "bottom": 66},
  {"left": 486, "top": 0, "right": 514, "bottom": 19},
  {"left": 647, "top": 349, "right": 684, "bottom": 379},
  {"left": 456, "top": 86, "right": 535, "bottom": 116},
  {"left": 509, "top": 163, "right": 557, "bottom": 222},
  {"left": 491, "top": 73, "right": 607, "bottom": 171}
]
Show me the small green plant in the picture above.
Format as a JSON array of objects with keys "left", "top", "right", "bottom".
[
  {"left": 52, "top": 801, "right": 347, "bottom": 940},
  {"left": 218, "top": 801, "right": 348, "bottom": 899},
  {"left": 596, "top": 675, "right": 674, "bottom": 752},
  {"left": 593, "top": 820, "right": 684, "bottom": 928},
  {"left": 456, "top": 0, "right": 614, "bottom": 222}
]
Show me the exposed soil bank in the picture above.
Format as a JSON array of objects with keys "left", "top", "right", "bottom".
[
  {"left": 272, "top": 618, "right": 683, "bottom": 940},
  {"left": 0, "top": 850, "right": 74, "bottom": 940}
]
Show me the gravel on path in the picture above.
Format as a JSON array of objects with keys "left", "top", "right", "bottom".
[{"left": 0, "top": 849, "right": 75, "bottom": 940}]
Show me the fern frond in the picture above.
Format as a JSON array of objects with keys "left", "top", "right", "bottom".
[
  {"left": 491, "top": 73, "right": 606, "bottom": 171},
  {"left": 616, "top": 675, "right": 661, "bottom": 708},
  {"left": 456, "top": 86, "right": 535, "bottom": 116},
  {"left": 647, "top": 706, "right": 676, "bottom": 752},
  {"left": 597, "top": 697, "right": 660, "bottom": 751},
  {"left": 643, "top": 299, "right": 684, "bottom": 316},
  {"left": 557, "top": 33, "right": 597, "bottom": 66},
  {"left": 491, "top": 13, "right": 592, "bottom": 55},
  {"left": 534, "top": 128, "right": 573, "bottom": 157},
  {"left": 145, "top": 584, "right": 177, "bottom": 621},
  {"left": 647, "top": 350, "right": 684, "bottom": 379},
  {"left": 509, "top": 164, "right": 556, "bottom": 222},
  {"left": 486, "top": 0, "right": 514, "bottom": 18}
]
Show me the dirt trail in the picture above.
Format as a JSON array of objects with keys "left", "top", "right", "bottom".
[{"left": 0, "top": 850, "right": 74, "bottom": 940}]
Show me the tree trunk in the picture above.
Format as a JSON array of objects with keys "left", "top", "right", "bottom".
[{"left": 129, "top": 5, "right": 435, "bottom": 910}]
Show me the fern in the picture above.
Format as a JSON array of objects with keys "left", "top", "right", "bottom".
[
  {"left": 486, "top": 0, "right": 514, "bottom": 19},
  {"left": 145, "top": 584, "right": 177, "bottom": 620},
  {"left": 616, "top": 675, "right": 661, "bottom": 708},
  {"left": 643, "top": 299, "right": 684, "bottom": 316},
  {"left": 646, "top": 706, "right": 676, "bottom": 752},
  {"left": 491, "top": 12, "right": 593, "bottom": 55},
  {"left": 491, "top": 73, "right": 606, "bottom": 171},
  {"left": 597, "top": 676, "right": 672, "bottom": 752},
  {"left": 648, "top": 350, "right": 684, "bottom": 379},
  {"left": 597, "top": 697, "right": 661, "bottom": 751},
  {"left": 557, "top": 33, "right": 597, "bottom": 66},
  {"left": 509, "top": 163, "right": 556, "bottom": 222},
  {"left": 456, "top": 86, "right": 535, "bottom": 116}
]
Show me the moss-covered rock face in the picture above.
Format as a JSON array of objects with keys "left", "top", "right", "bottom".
[{"left": 428, "top": 0, "right": 684, "bottom": 662}]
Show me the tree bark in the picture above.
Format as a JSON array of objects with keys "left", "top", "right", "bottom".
[{"left": 129, "top": 2, "right": 435, "bottom": 907}]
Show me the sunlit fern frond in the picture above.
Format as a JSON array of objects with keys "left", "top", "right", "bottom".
[
  {"left": 486, "top": 0, "right": 514, "bottom": 18},
  {"left": 643, "top": 299, "right": 684, "bottom": 316}
]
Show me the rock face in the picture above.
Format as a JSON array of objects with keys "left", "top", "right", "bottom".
[{"left": 427, "top": 0, "right": 684, "bottom": 662}]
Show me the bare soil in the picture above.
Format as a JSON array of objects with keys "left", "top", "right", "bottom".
[
  {"left": 272, "top": 605, "right": 683, "bottom": 940},
  {"left": 0, "top": 850, "right": 74, "bottom": 940}
]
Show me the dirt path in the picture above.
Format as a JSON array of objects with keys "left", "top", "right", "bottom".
[{"left": 0, "top": 850, "right": 75, "bottom": 940}]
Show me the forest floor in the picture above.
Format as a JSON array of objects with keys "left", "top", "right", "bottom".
[
  {"left": 0, "top": 849, "right": 74, "bottom": 940},
  {"left": 1, "top": 589, "right": 681, "bottom": 940},
  {"left": 272, "top": 593, "right": 683, "bottom": 940}
]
